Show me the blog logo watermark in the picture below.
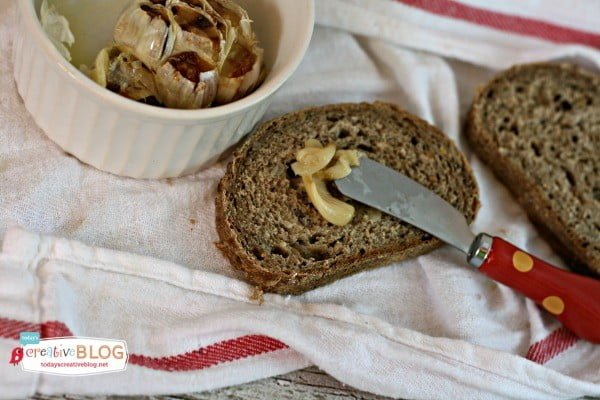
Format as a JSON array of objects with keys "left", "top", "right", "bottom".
[{"left": 9, "top": 333, "right": 128, "bottom": 376}]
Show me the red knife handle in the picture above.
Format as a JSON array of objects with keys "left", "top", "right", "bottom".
[{"left": 469, "top": 235, "right": 600, "bottom": 343}]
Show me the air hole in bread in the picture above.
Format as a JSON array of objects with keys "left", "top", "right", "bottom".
[
  {"left": 252, "top": 247, "right": 264, "bottom": 260},
  {"left": 357, "top": 144, "right": 374, "bottom": 152},
  {"left": 560, "top": 100, "right": 572, "bottom": 111},
  {"left": 564, "top": 169, "right": 576, "bottom": 187},
  {"left": 285, "top": 161, "right": 295, "bottom": 179},
  {"left": 338, "top": 129, "right": 350, "bottom": 139},
  {"left": 325, "top": 181, "right": 341, "bottom": 197},
  {"left": 271, "top": 245, "right": 290, "bottom": 258},
  {"left": 294, "top": 245, "right": 329, "bottom": 261},
  {"left": 593, "top": 187, "right": 600, "bottom": 201}
]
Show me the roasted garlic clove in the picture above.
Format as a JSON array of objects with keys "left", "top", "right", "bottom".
[
  {"left": 169, "top": 1, "right": 223, "bottom": 67},
  {"left": 206, "top": 0, "right": 252, "bottom": 38},
  {"left": 304, "top": 139, "right": 323, "bottom": 148},
  {"left": 335, "top": 150, "right": 362, "bottom": 167},
  {"left": 113, "top": 1, "right": 176, "bottom": 69},
  {"left": 214, "top": 42, "right": 263, "bottom": 105},
  {"left": 317, "top": 157, "right": 352, "bottom": 181},
  {"left": 155, "top": 51, "right": 218, "bottom": 109},
  {"left": 90, "top": 46, "right": 159, "bottom": 104},
  {"left": 317, "top": 150, "right": 362, "bottom": 180},
  {"left": 292, "top": 141, "right": 361, "bottom": 226},
  {"left": 201, "top": 0, "right": 264, "bottom": 105},
  {"left": 302, "top": 175, "right": 355, "bottom": 226},
  {"left": 292, "top": 143, "right": 336, "bottom": 177},
  {"left": 87, "top": 0, "right": 264, "bottom": 109},
  {"left": 89, "top": 46, "right": 113, "bottom": 88}
]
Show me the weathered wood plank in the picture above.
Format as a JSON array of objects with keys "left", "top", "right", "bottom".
[{"left": 31, "top": 367, "right": 393, "bottom": 400}]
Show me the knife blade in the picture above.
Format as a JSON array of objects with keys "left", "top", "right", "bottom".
[
  {"left": 335, "top": 157, "right": 475, "bottom": 254},
  {"left": 334, "top": 157, "right": 600, "bottom": 343}
]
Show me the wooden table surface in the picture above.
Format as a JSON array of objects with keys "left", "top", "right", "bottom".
[
  {"left": 25, "top": 366, "right": 600, "bottom": 400},
  {"left": 31, "top": 366, "right": 392, "bottom": 400}
]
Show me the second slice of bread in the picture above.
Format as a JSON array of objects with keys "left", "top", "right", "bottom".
[
  {"left": 216, "top": 102, "right": 480, "bottom": 294},
  {"left": 466, "top": 63, "right": 599, "bottom": 275}
]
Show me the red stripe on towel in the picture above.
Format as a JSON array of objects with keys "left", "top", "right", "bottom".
[
  {"left": 129, "top": 335, "right": 288, "bottom": 371},
  {"left": 1, "top": 317, "right": 578, "bottom": 369},
  {"left": 0, "top": 317, "right": 288, "bottom": 371},
  {"left": 525, "top": 327, "right": 579, "bottom": 364},
  {"left": 397, "top": 0, "right": 600, "bottom": 48},
  {"left": 0, "top": 318, "right": 72, "bottom": 339}
]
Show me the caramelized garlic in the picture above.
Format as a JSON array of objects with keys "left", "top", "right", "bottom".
[{"left": 292, "top": 140, "right": 362, "bottom": 226}]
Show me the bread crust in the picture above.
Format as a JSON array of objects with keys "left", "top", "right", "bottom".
[
  {"left": 217, "top": 102, "right": 479, "bottom": 294},
  {"left": 465, "top": 63, "right": 600, "bottom": 275}
]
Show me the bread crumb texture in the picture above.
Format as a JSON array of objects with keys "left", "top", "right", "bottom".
[{"left": 217, "top": 102, "right": 479, "bottom": 294}]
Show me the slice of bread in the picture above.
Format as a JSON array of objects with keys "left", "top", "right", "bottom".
[
  {"left": 466, "top": 63, "right": 600, "bottom": 275},
  {"left": 216, "top": 102, "right": 480, "bottom": 294}
]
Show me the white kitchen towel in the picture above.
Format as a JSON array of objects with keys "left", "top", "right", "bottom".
[{"left": 0, "top": 0, "right": 599, "bottom": 399}]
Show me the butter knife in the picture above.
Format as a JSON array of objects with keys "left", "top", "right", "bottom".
[{"left": 335, "top": 158, "right": 600, "bottom": 343}]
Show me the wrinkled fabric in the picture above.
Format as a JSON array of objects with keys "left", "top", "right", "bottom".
[{"left": 0, "top": 0, "right": 599, "bottom": 399}]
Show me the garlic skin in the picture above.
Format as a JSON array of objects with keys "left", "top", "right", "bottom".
[
  {"left": 155, "top": 51, "right": 218, "bottom": 109},
  {"left": 40, "top": 0, "right": 75, "bottom": 61},
  {"left": 168, "top": 0, "right": 264, "bottom": 105},
  {"left": 170, "top": 1, "right": 223, "bottom": 66},
  {"left": 215, "top": 43, "right": 263, "bottom": 105},
  {"left": 92, "top": 46, "right": 159, "bottom": 103},
  {"left": 113, "top": 1, "right": 176, "bottom": 69},
  {"left": 208, "top": 0, "right": 264, "bottom": 104}
]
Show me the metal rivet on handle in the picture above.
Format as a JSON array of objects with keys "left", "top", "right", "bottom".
[{"left": 467, "top": 233, "right": 493, "bottom": 268}]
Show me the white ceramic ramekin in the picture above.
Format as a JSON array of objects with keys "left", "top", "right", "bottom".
[{"left": 13, "top": 0, "right": 314, "bottom": 178}]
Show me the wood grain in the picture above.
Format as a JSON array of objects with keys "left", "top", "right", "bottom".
[{"left": 31, "top": 367, "right": 393, "bottom": 400}]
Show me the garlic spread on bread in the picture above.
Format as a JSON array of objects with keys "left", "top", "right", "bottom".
[{"left": 292, "top": 140, "right": 361, "bottom": 226}]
